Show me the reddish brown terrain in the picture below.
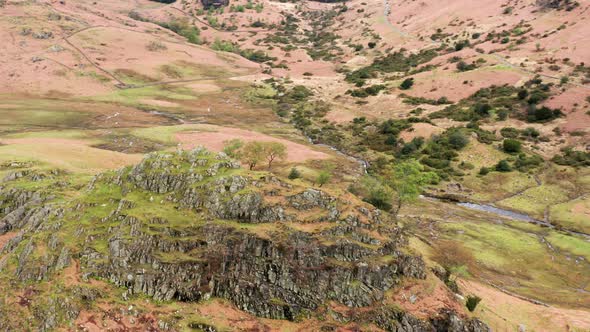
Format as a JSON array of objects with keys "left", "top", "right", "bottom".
[{"left": 0, "top": 0, "right": 589, "bottom": 330}]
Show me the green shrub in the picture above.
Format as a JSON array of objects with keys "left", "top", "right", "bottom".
[
  {"left": 466, "top": 295, "right": 482, "bottom": 312},
  {"left": 400, "top": 78, "right": 415, "bottom": 90},
  {"left": 552, "top": 148, "right": 590, "bottom": 167},
  {"left": 401, "top": 95, "right": 450, "bottom": 106},
  {"left": 366, "top": 84, "right": 387, "bottom": 95},
  {"left": 503, "top": 139, "right": 522, "bottom": 153},
  {"left": 251, "top": 20, "right": 266, "bottom": 28},
  {"left": 156, "top": 19, "right": 201, "bottom": 44},
  {"left": 527, "top": 106, "right": 562, "bottom": 123},
  {"left": 348, "top": 84, "right": 387, "bottom": 98},
  {"left": 400, "top": 137, "right": 424, "bottom": 156},
  {"left": 345, "top": 49, "right": 438, "bottom": 85},
  {"left": 448, "top": 131, "right": 469, "bottom": 150},
  {"left": 286, "top": 85, "right": 313, "bottom": 101},
  {"left": 457, "top": 61, "right": 477, "bottom": 72},
  {"left": 288, "top": 167, "right": 301, "bottom": 179},
  {"left": 514, "top": 154, "right": 543, "bottom": 171},
  {"left": 521, "top": 127, "right": 540, "bottom": 139},
  {"left": 385, "top": 135, "right": 397, "bottom": 146},
  {"left": 500, "top": 127, "right": 519, "bottom": 138},
  {"left": 211, "top": 39, "right": 239, "bottom": 52},
  {"left": 454, "top": 40, "right": 470, "bottom": 51},
  {"left": 560, "top": 76, "right": 569, "bottom": 85},
  {"left": 366, "top": 186, "right": 393, "bottom": 211},
  {"left": 496, "top": 159, "right": 512, "bottom": 172},
  {"left": 349, "top": 176, "right": 394, "bottom": 211},
  {"left": 473, "top": 103, "right": 492, "bottom": 117},
  {"left": 240, "top": 49, "right": 276, "bottom": 63},
  {"left": 316, "top": 170, "right": 332, "bottom": 187},
  {"left": 459, "top": 161, "right": 474, "bottom": 170}
]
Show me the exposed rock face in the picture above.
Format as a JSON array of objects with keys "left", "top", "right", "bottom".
[
  {"left": 201, "top": 0, "right": 229, "bottom": 9},
  {"left": 0, "top": 149, "right": 490, "bottom": 331},
  {"left": 536, "top": 0, "right": 580, "bottom": 10},
  {"left": 372, "top": 307, "right": 490, "bottom": 332},
  {"left": 81, "top": 149, "right": 421, "bottom": 319},
  {"left": 32, "top": 30, "right": 53, "bottom": 39}
]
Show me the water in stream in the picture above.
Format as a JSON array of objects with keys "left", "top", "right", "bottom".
[
  {"left": 456, "top": 202, "right": 590, "bottom": 240},
  {"left": 457, "top": 202, "right": 547, "bottom": 225}
]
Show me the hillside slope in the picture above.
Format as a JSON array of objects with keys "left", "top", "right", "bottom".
[{"left": 0, "top": 0, "right": 589, "bottom": 330}]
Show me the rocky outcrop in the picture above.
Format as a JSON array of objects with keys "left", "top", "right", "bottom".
[
  {"left": 74, "top": 149, "right": 425, "bottom": 319},
  {"left": 0, "top": 169, "right": 65, "bottom": 236},
  {"left": 372, "top": 307, "right": 490, "bottom": 332},
  {"left": 0, "top": 149, "right": 490, "bottom": 331},
  {"left": 536, "top": 0, "right": 580, "bottom": 11},
  {"left": 91, "top": 223, "right": 420, "bottom": 319},
  {"left": 201, "top": 0, "right": 229, "bottom": 9}
]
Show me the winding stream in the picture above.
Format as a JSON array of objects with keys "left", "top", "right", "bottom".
[
  {"left": 457, "top": 202, "right": 548, "bottom": 225},
  {"left": 456, "top": 201, "right": 590, "bottom": 240}
]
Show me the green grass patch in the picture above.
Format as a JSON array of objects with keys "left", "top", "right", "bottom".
[
  {"left": 90, "top": 85, "right": 197, "bottom": 107},
  {"left": 497, "top": 184, "right": 569, "bottom": 219},
  {"left": 0, "top": 98, "right": 93, "bottom": 132},
  {"left": 546, "top": 233, "right": 590, "bottom": 261},
  {"left": 436, "top": 217, "right": 590, "bottom": 307},
  {"left": 440, "top": 221, "right": 542, "bottom": 270},
  {"left": 158, "top": 61, "right": 232, "bottom": 80},
  {"left": 550, "top": 197, "right": 590, "bottom": 234},
  {"left": 1, "top": 129, "right": 91, "bottom": 140},
  {"left": 461, "top": 170, "right": 537, "bottom": 202}
]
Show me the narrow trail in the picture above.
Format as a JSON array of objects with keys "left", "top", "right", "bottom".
[
  {"left": 381, "top": 0, "right": 409, "bottom": 38},
  {"left": 62, "top": 35, "right": 126, "bottom": 86},
  {"left": 37, "top": 23, "right": 264, "bottom": 90},
  {"left": 34, "top": 1, "right": 271, "bottom": 90}
]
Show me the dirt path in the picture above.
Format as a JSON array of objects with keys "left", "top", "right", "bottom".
[
  {"left": 40, "top": 2, "right": 267, "bottom": 90},
  {"left": 382, "top": 0, "right": 410, "bottom": 38},
  {"left": 62, "top": 34, "right": 126, "bottom": 86},
  {"left": 53, "top": 24, "right": 264, "bottom": 89}
]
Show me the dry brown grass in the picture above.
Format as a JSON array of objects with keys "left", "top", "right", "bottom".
[{"left": 432, "top": 240, "right": 476, "bottom": 271}]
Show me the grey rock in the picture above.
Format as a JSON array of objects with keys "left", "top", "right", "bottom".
[
  {"left": 32, "top": 31, "right": 53, "bottom": 39},
  {"left": 48, "top": 44, "right": 65, "bottom": 52}
]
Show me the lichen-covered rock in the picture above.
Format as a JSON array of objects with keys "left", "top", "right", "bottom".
[{"left": 69, "top": 150, "right": 427, "bottom": 319}]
